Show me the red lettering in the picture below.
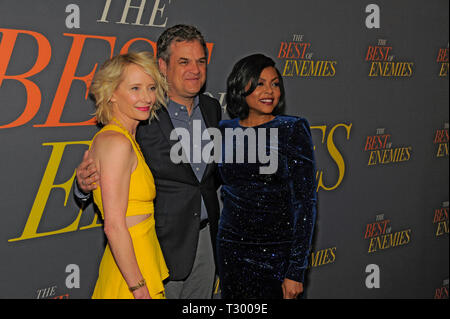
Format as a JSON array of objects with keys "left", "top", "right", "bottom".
[
  {"left": 365, "top": 46, "right": 375, "bottom": 61},
  {"left": 378, "top": 220, "right": 389, "bottom": 235},
  {"left": 365, "top": 46, "right": 393, "bottom": 61},
  {"left": 299, "top": 43, "right": 310, "bottom": 59},
  {"left": 437, "top": 48, "right": 449, "bottom": 63},
  {"left": 434, "top": 130, "right": 443, "bottom": 143},
  {"left": 205, "top": 42, "right": 214, "bottom": 65},
  {"left": 278, "top": 42, "right": 288, "bottom": 59},
  {"left": 434, "top": 129, "right": 449, "bottom": 143},
  {"left": 286, "top": 42, "right": 295, "bottom": 59},
  {"left": 278, "top": 42, "right": 311, "bottom": 59},
  {"left": 374, "top": 135, "right": 383, "bottom": 149},
  {"left": 434, "top": 287, "right": 449, "bottom": 299},
  {"left": 381, "top": 46, "right": 392, "bottom": 61},
  {"left": 365, "top": 220, "right": 390, "bottom": 238},
  {"left": 380, "top": 134, "right": 390, "bottom": 148},
  {"left": 35, "top": 33, "right": 116, "bottom": 127},
  {"left": 434, "top": 209, "right": 442, "bottom": 223},
  {"left": 365, "top": 136, "right": 375, "bottom": 150},
  {"left": 0, "top": 28, "right": 51, "bottom": 129},
  {"left": 434, "top": 208, "right": 449, "bottom": 223},
  {"left": 434, "top": 209, "right": 440, "bottom": 223},
  {"left": 0, "top": 28, "right": 217, "bottom": 129},
  {"left": 365, "top": 134, "right": 390, "bottom": 150},
  {"left": 365, "top": 223, "right": 375, "bottom": 238}
]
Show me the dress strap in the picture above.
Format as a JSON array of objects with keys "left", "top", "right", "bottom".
[{"left": 107, "top": 118, "right": 145, "bottom": 160}]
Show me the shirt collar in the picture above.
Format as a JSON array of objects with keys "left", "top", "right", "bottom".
[{"left": 167, "top": 96, "right": 200, "bottom": 115}]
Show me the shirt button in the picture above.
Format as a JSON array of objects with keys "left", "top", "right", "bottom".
[
  {"left": 195, "top": 167, "right": 200, "bottom": 171},
  {"left": 175, "top": 112, "right": 178, "bottom": 116}
]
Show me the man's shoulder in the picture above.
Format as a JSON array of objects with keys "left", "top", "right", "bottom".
[
  {"left": 199, "top": 93, "right": 220, "bottom": 108},
  {"left": 198, "top": 94, "right": 223, "bottom": 123}
]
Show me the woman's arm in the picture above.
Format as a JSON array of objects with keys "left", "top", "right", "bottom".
[
  {"left": 93, "top": 132, "right": 150, "bottom": 299},
  {"left": 283, "top": 118, "right": 318, "bottom": 298}
]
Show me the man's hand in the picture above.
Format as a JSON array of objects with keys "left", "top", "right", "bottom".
[
  {"left": 282, "top": 278, "right": 303, "bottom": 299},
  {"left": 76, "top": 150, "right": 99, "bottom": 193}
]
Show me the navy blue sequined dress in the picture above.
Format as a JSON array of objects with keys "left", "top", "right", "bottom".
[{"left": 217, "top": 115, "right": 317, "bottom": 299}]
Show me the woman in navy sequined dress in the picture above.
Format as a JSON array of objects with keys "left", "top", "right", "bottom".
[{"left": 217, "top": 54, "right": 317, "bottom": 299}]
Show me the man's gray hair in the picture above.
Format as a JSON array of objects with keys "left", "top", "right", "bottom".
[{"left": 157, "top": 24, "right": 207, "bottom": 63}]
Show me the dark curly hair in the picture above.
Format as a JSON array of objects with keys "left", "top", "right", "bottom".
[{"left": 226, "top": 54, "right": 285, "bottom": 120}]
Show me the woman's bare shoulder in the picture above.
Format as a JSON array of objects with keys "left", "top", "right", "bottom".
[{"left": 91, "top": 130, "right": 133, "bottom": 160}]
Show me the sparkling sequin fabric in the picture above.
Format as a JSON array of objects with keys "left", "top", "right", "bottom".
[{"left": 217, "top": 115, "right": 317, "bottom": 299}]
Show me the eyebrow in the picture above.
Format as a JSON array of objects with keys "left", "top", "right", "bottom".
[
  {"left": 178, "top": 57, "right": 207, "bottom": 62},
  {"left": 128, "top": 81, "right": 156, "bottom": 86},
  {"left": 259, "top": 76, "right": 280, "bottom": 82}
]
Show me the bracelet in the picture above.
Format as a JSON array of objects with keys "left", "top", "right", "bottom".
[{"left": 129, "top": 278, "right": 146, "bottom": 292}]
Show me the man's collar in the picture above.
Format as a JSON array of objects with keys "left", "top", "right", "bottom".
[{"left": 167, "top": 96, "right": 200, "bottom": 112}]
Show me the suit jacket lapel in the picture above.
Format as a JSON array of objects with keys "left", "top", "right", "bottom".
[
  {"left": 198, "top": 95, "right": 217, "bottom": 182},
  {"left": 199, "top": 95, "right": 214, "bottom": 129},
  {"left": 155, "top": 106, "right": 178, "bottom": 148}
]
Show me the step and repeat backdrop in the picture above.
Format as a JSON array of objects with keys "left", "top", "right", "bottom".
[{"left": 0, "top": 0, "right": 448, "bottom": 299}]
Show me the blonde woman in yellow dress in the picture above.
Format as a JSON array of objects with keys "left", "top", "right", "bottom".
[{"left": 88, "top": 52, "right": 169, "bottom": 299}]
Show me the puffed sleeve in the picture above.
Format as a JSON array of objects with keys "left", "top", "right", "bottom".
[{"left": 284, "top": 118, "right": 317, "bottom": 283}]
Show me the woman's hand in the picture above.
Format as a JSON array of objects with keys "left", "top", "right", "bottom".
[
  {"left": 282, "top": 278, "right": 303, "bottom": 299},
  {"left": 132, "top": 285, "right": 152, "bottom": 299}
]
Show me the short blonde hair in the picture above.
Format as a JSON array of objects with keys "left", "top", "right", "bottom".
[{"left": 90, "top": 51, "right": 167, "bottom": 125}]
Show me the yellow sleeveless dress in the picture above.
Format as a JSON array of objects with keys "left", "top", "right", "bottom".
[{"left": 91, "top": 122, "right": 169, "bottom": 299}]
